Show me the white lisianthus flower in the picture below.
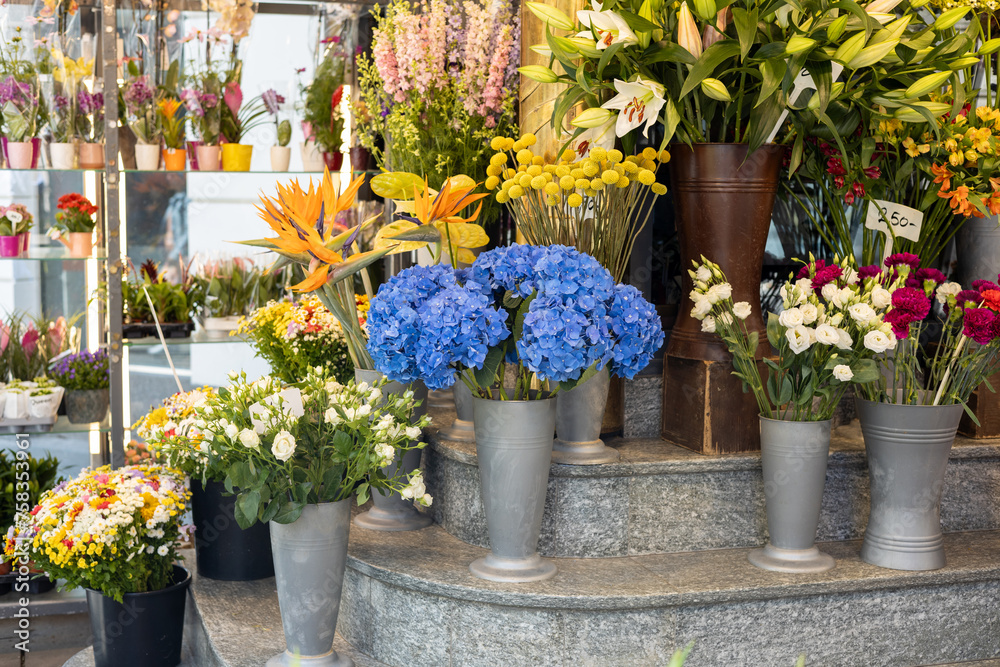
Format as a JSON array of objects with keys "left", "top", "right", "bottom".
[
  {"left": 878, "top": 321, "right": 894, "bottom": 336},
  {"left": 417, "top": 493, "right": 433, "bottom": 507},
  {"left": 814, "top": 323, "right": 840, "bottom": 346},
  {"left": 238, "top": 428, "right": 260, "bottom": 449},
  {"left": 799, "top": 303, "right": 819, "bottom": 325},
  {"left": 778, "top": 308, "right": 804, "bottom": 328},
  {"left": 324, "top": 407, "right": 341, "bottom": 425},
  {"left": 864, "top": 330, "right": 896, "bottom": 354},
  {"left": 828, "top": 312, "right": 844, "bottom": 327},
  {"left": 836, "top": 329, "right": 853, "bottom": 351},
  {"left": 224, "top": 423, "right": 239, "bottom": 441},
  {"left": 786, "top": 325, "right": 814, "bottom": 354},
  {"left": 936, "top": 281, "right": 962, "bottom": 304},
  {"left": 701, "top": 316, "right": 716, "bottom": 333},
  {"left": 821, "top": 283, "right": 839, "bottom": 302},
  {"left": 831, "top": 286, "right": 855, "bottom": 309},
  {"left": 405, "top": 425, "right": 422, "bottom": 440},
  {"left": 691, "top": 297, "right": 712, "bottom": 320},
  {"left": 696, "top": 266, "right": 712, "bottom": 282},
  {"left": 733, "top": 302, "right": 752, "bottom": 320},
  {"left": 228, "top": 370, "right": 239, "bottom": 380},
  {"left": 871, "top": 287, "right": 892, "bottom": 310},
  {"left": 357, "top": 404, "right": 372, "bottom": 418},
  {"left": 848, "top": 303, "right": 876, "bottom": 325},
  {"left": 717, "top": 311, "right": 734, "bottom": 326},
  {"left": 271, "top": 430, "right": 297, "bottom": 462},
  {"left": 368, "top": 388, "right": 382, "bottom": 404},
  {"left": 343, "top": 407, "right": 357, "bottom": 421},
  {"left": 833, "top": 365, "right": 854, "bottom": 382},
  {"left": 712, "top": 283, "right": 733, "bottom": 301},
  {"left": 357, "top": 381, "right": 370, "bottom": 393},
  {"left": 792, "top": 279, "right": 811, "bottom": 303},
  {"left": 843, "top": 266, "right": 858, "bottom": 284}
]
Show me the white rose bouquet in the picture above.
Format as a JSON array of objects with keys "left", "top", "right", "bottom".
[
  {"left": 689, "top": 256, "right": 902, "bottom": 421},
  {"left": 193, "top": 369, "right": 431, "bottom": 528}
]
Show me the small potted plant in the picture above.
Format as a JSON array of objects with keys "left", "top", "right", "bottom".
[
  {"left": 4, "top": 204, "right": 34, "bottom": 255},
  {"left": 43, "top": 90, "right": 76, "bottom": 169},
  {"left": 49, "top": 348, "right": 110, "bottom": 423},
  {"left": 0, "top": 206, "right": 23, "bottom": 257},
  {"left": 49, "top": 192, "right": 97, "bottom": 257},
  {"left": 219, "top": 82, "right": 270, "bottom": 171},
  {"left": 181, "top": 78, "right": 223, "bottom": 171},
  {"left": 76, "top": 85, "right": 105, "bottom": 169},
  {"left": 193, "top": 256, "right": 260, "bottom": 336},
  {"left": 298, "top": 45, "right": 346, "bottom": 171},
  {"left": 27, "top": 384, "right": 64, "bottom": 421},
  {"left": 122, "top": 69, "right": 161, "bottom": 170},
  {"left": 0, "top": 74, "right": 40, "bottom": 169},
  {"left": 158, "top": 97, "right": 186, "bottom": 171},
  {"left": 5, "top": 464, "right": 192, "bottom": 667},
  {"left": 263, "top": 88, "right": 291, "bottom": 171},
  {"left": 121, "top": 259, "right": 203, "bottom": 338}
]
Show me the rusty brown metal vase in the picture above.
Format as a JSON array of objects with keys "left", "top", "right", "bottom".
[{"left": 661, "top": 143, "right": 782, "bottom": 454}]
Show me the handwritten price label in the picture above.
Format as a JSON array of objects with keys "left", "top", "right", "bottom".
[{"left": 865, "top": 199, "right": 924, "bottom": 261}]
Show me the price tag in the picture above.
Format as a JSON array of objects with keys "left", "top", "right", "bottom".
[
  {"left": 864, "top": 199, "right": 924, "bottom": 260},
  {"left": 765, "top": 64, "right": 844, "bottom": 144}
]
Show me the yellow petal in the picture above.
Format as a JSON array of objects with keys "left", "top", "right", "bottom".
[{"left": 434, "top": 222, "right": 489, "bottom": 249}]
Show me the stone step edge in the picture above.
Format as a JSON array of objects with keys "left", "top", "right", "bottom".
[
  {"left": 346, "top": 524, "right": 1000, "bottom": 612},
  {"left": 428, "top": 423, "right": 1000, "bottom": 478}
]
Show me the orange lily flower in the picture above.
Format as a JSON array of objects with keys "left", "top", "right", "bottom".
[
  {"left": 930, "top": 163, "right": 952, "bottom": 193},
  {"left": 939, "top": 185, "right": 976, "bottom": 217}
]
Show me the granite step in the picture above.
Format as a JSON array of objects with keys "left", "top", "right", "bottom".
[
  {"left": 425, "top": 410, "right": 1000, "bottom": 558},
  {"left": 341, "top": 524, "right": 1000, "bottom": 667}
]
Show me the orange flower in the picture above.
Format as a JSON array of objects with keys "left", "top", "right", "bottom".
[
  {"left": 940, "top": 185, "right": 976, "bottom": 217},
  {"left": 410, "top": 177, "right": 490, "bottom": 227},
  {"left": 158, "top": 98, "right": 181, "bottom": 120},
  {"left": 931, "top": 163, "right": 952, "bottom": 193},
  {"left": 988, "top": 193, "right": 1000, "bottom": 216},
  {"left": 981, "top": 289, "right": 1000, "bottom": 312}
]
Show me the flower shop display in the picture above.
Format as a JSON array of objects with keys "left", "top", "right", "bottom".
[
  {"left": 366, "top": 245, "right": 662, "bottom": 579},
  {"left": 181, "top": 32, "right": 227, "bottom": 171},
  {"left": 120, "top": 259, "right": 204, "bottom": 338},
  {"left": 854, "top": 257, "right": 1000, "bottom": 571},
  {"left": 219, "top": 82, "right": 270, "bottom": 171},
  {"left": 192, "top": 256, "right": 284, "bottom": 337},
  {"left": 0, "top": 38, "right": 42, "bottom": 170},
  {"left": 5, "top": 464, "right": 192, "bottom": 667},
  {"left": 298, "top": 42, "right": 347, "bottom": 171},
  {"left": 690, "top": 256, "right": 899, "bottom": 572},
  {"left": 263, "top": 88, "right": 292, "bottom": 171},
  {"left": 356, "top": 0, "right": 519, "bottom": 225},
  {"left": 194, "top": 369, "right": 430, "bottom": 666},
  {"left": 1, "top": 312, "right": 75, "bottom": 383},
  {"left": 0, "top": 450, "right": 64, "bottom": 592},
  {"left": 122, "top": 69, "right": 161, "bottom": 170},
  {"left": 135, "top": 386, "right": 275, "bottom": 581},
  {"left": 51, "top": 192, "right": 97, "bottom": 257},
  {"left": 48, "top": 348, "right": 109, "bottom": 423},
  {"left": 234, "top": 295, "right": 356, "bottom": 385},
  {"left": 76, "top": 84, "right": 105, "bottom": 169},
  {"left": 0, "top": 205, "right": 27, "bottom": 258},
  {"left": 40, "top": 69, "right": 76, "bottom": 168}
]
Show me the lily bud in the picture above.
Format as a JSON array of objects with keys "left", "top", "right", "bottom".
[
  {"left": 700, "top": 78, "right": 732, "bottom": 102},
  {"left": 518, "top": 65, "right": 560, "bottom": 84},
  {"left": 981, "top": 38, "right": 1000, "bottom": 55},
  {"left": 833, "top": 31, "right": 867, "bottom": 66},
  {"left": 702, "top": 24, "right": 725, "bottom": 50},
  {"left": 565, "top": 37, "right": 602, "bottom": 58},
  {"left": 904, "top": 71, "right": 951, "bottom": 99},
  {"left": 786, "top": 35, "right": 818, "bottom": 55},
  {"left": 638, "top": 0, "right": 655, "bottom": 49},
  {"left": 893, "top": 102, "right": 952, "bottom": 122},
  {"left": 863, "top": 0, "right": 903, "bottom": 13},
  {"left": 572, "top": 107, "right": 615, "bottom": 128},
  {"left": 827, "top": 15, "right": 848, "bottom": 42},
  {"left": 693, "top": 0, "right": 717, "bottom": 22},
  {"left": 934, "top": 6, "right": 970, "bottom": 31},
  {"left": 677, "top": 2, "right": 703, "bottom": 59},
  {"left": 847, "top": 39, "right": 899, "bottom": 69},
  {"left": 525, "top": 2, "right": 576, "bottom": 31}
]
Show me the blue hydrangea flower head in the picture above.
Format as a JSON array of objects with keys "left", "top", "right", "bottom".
[
  {"left": 607, "top": 283, "right": 665, "bottom": 378},
  {"left": 517, "top": 294, "right": 612, "bottom": 383}
]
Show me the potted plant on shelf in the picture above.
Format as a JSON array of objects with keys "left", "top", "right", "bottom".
[
  {"left": 193, "top": 256, "right": 261, "bottom": 336},
  {"left": 299, "top": 43, "right": 346, "bottom": 171},
  {"left": 262, "top": 88, "right": 291, "bottom": 171},
  {"left": 135, "top": 386, "right": 276, "bottom": 582},
  {"left": 235, "top": 294, "right": 356, "bottom": 385},
  {"left": 48, "top": 348, "right": 110, "bottom": 423},
  {"left": 0, "top": 450, "right": 64, "bottom": 593},
  {"left": 854, "top": 256, "right": 1000, "bottom": 571},
  {"left": 5, "top": 313, "right": 74, "bottom": 383},
  {"left": 158, "top": 97, "right": 186, "bottom": 171},
  {"left": 120, "top": 259, "right": 203, "bottom": 338},
  {"left": 0, "top": 206, "right": 24, "bottom": 258},
  {"left": 122, "top": 69, "right": 161, "bottom": 170},
  {"left": 0, "top": 73, "right": 40, "bottom": 169},
  {"left": 49, "top": 192, "right": 97, "bottom": 257},
  {"left": 181, "top": 36, "right": 226, "bottom": 171},
  {"left": 76, "top": 84, "right": 105, "bottom": 169},
  {"left": 219, "top": 82, "right": 269, "bottom": 171},
  {"left": 5, "top": 464, "right": 192, "bottom": 667},
  {"left": 486, "top": 133, "right": 669, "bottom": 463},
  {"left": 1, "top": 203, "right": 34, "bottom": 256},
  {"left": 43, "top": 86, "right": 76, "bottom": 169},
  {"left": 200, "top": 368, "right": 430, "bottom": 666},
  {"left": 691, "top": 255, "right": 894, "bottom": 572}
]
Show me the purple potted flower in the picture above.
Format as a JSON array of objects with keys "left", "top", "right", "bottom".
[{"left": 49, "top": 348, "right": 110, "bottom": 423}]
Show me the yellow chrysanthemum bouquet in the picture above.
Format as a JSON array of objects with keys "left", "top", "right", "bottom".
[
  {"left": 486, "top": 133, "right": 670, "bottom": 281},
  {"left": 5, "top": 464, "right": 190, "bottom": 602}
]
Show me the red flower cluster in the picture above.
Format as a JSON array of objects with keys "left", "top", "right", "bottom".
[
  {"left": 884, "top": 287, "right": 932, "bottom": 338},
  {"left": 57, "top": 193, "right": 98, "bottom": 216},
  {"left": 959, "top": 277, "right": 1000, "bottom": 345},
  {"left": 796, "top": 259, "right": 843, "bottom": 291}
]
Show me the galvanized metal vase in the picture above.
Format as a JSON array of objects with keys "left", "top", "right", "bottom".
[
  {"left": 553, "top": 367, "right": 619, "bottom": 465},
  {"left": 427, "top": 387, "right": 456, "bottom": 409},
  {"left": 353, "top": 368, "right": 432, "bottom": 531},
  {"left": 470, "top": 394, "right": 558, "bottom": 583},
  {"left": 856, "top": 399, "right": 963, "bottom": 571},
  {"left": 748, "top": 417, "right": 836, "bottom": 573},
  {"left": 267, "top": 500, "right": 354, "bottom": 667},
  {"left": 438, "top": 380, "right": 475, "bottom": 442}
]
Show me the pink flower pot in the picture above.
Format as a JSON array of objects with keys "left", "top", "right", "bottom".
[
  {"left": 6, "top": 142, "right": 36, "bottom": 169},
  {"left": 187, "top": 140, "right": 202, "bottom": 170},
  {"left": 1, "top": 137, "right": 41, "bottom": 168},
  {"left": 57, "top": 232, "right": 93, "bottom": 257},
  {"left": 79, "top": 143, "right": 105, "bottom": 169},
  {"left": 195, "top": 145, "right": 221, "bottom": 172},
  {"left": 0, "top": 236, "right": 21, "bottom": 257},
  {"left": 19, "top": 231, "right": 30, "bottom": 256}
]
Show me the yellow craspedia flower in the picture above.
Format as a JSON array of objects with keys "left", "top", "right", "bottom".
[
  {"left": 518, "top": 173, "right": 533, "bottom": 188},
  {"left": 575, "top": 178, "right": 591, "bottom": 190},
  {"left": 532, "top": 156, "right": 545, "bottom": 166},
  {"left": 617, "top": 176, "right": 630, "bottom": 188},
  {"left": 582, "top": 160, "right": 599, "bottom": 177},
  {"left": 641, "top": 159, "right": 657, "bottom": 171},
  {"left": 527, "top": 164, "right": 543, "bottom": 177},
  {"left": 509, "top": 184, "right": 525, "bottom": 198},
  {"left": 561, "top": 149, "right": 576, "bottom": 161},
  {"left": 496, "top": 191, "right": 510, "bottom": 204},
  {"left": 571, "top": 168, "right": 586, "bottom": 179},
  {"left": 500, "top": 178, "right": 514, "bottom": 192},
  {"left": 585, "top": 188, "right": 598, "bottom": 197},
  {"left": 486, "top": 164, "right": 502, "bottom": 177},
  {"left": 637, "top": 169, "right": 657, "bottom": 186},
  {"left": 544, "top": 182, "right": 561, "bottom": 196},
  {"left": 567, "top": 193, "right": 583, "bottom": 207},
  {"left": 555, "top": 165, "right": 571, "bottom": 178},
  {"left": 523, "top": 133, "right": 538, "bottom": 146},
  {"left": 530, "top": 175, "right": 548, "bottom": 190},
  {"left": 516, "top": 148, "right": 535, "bottom": 165},
  {"left": 642, "top": 147, "right": 657, "bottom": 160},
  {"left": 513, "top": 140, "right": 527, "bottom": 152},
  {"left": 503, "top": 168, "right": 517, "bottom": 179},
  {"left": 590, "top": 178, "right": 605, "bottom": 190},
  {"left": 486, "top": 175, "right": 501, "bottom": 190},
  {"left": 622, "top": 161, "right": 639, "bottom": 174},
  {"left": 607, "top": 149, "right": 624, "bottom": 163},
  {"left": 658, "top": 149, "right": 671, "bottom": 163},
  {"left": 652, "top": 183, "right": 668, "bottom": 195},
  {"left": 591, "top": 147, "right": 608, "bottom": 162},
  {"left": 613, "top": 163, "right": 626, "bottom": 175},
  {"left": 545, "top": 194, "right": 560, "bottom": 206},
  {"left": 543, "top": 164, "right": 558, "bottom": 174},
  {"left": 503, "top": 137, "right": 516, "bottom": 151},
  {"left": 601, "top": 170, "right": 620, "bottom": 185},
  {"left": 490, "top": 136, "right": 507, "bottom": 150},
  {"left": 490, "top": 152, "right": 508, "bottom": 166},
  {"left": 560, "top": 175, "right": 576, "bottom": 190}
]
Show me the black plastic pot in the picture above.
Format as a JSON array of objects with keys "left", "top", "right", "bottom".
[
  {"left": 191, "top": 478, "right": 274, "bottom": 581},
  {"left": 26, "top": 573, "right": 55, "bottom": 594},
  {"left": 86, "top": 565, "right": 190, "bottom": 667}
]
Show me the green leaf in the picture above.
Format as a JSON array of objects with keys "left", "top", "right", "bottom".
[
  {"left": 731, "top": 7, "right": 759, "bottom": 60},
  {"left": 597, "top": 41, "right": 624, "bottom": 79},
  {"left": 474, "top": 345, "right": 505, "bottom": 388},
  {"left": 618, "top": 9, "right": 660, "bottom": 32},
  {"left": 758, "top": 59, "right": 786, "bottom": 108},
  {"left": 961, "top": 399, "right": 981, "bottom": 427},
  {"left": 229, "top": 461, "right": 253, "bottom": 489},
  {"left": 746, "top": 89, "right": 786, "bottom": 153},
  {"left": 755, "top": 42, "right": 788, "bottom": 60},
  {"left": 236, "top": 489, "right": 261, "bottom": 526},
  {"left": 662, "top": 97, "right": 682, "bottom": 147},
  {"left": 260, "top": 499, "right": 281, "bottom": 524},
  {"left": 850, "top": 358, "right": 879, "bottom": 384},
  {"left": 679, "top": 41, "right": 741, "bottom": 99},
  {"left": 643, "top": 43, "right": 697, "bottom": 65},
  {"left": 779, "top": 376, "right": 794, "bottom": 405},
  {"left": 766, "top": 312, "right": 783, "bottom": 348},
  {"left": 272, "top": 500, "right": 304, "bottom": 524}
]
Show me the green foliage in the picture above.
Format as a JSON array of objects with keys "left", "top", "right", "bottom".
[
  {"left": 300, "top": 48, "right": 346, "bottom": 153},
  {"left": 121, "top": 259, "right": 204, "bottom": 324},
  {"left": 0, "top": 450, "right": 64, "bottom": 539}
]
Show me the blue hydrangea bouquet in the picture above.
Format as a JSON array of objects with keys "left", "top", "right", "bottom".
[{"left": 366, "top": 244, "right": 663, "bottom": 400}]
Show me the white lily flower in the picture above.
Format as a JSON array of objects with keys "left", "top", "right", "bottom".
[
  {"left": 577, "top": 1, "right": 639, "bottom": 49},
  {"left": 602, "top": 76, "right": 666, "bottom": 138}
]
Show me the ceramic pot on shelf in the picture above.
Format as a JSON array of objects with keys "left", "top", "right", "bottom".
[
  {"left": 162, "top": 147, "right": 186, "bottom": 171},
  {"left": 270, "top": 145, "right": 291, "bottom": 172},
  {"left": 134, "top": 143, "right": 161, "bottom": 170},
  {"left": 49, "top": 142, "right": 77, "bottom": 169},
  {"left": 196, "top": 145, "right": 221, "bottom": 172},
  {"left": 79, "top": 142, "right": 105, "bottom": 169}
]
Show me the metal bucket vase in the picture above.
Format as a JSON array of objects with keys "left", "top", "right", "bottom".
[
  {"left": 438, "top": 380, "right": 475, "bottom": 442},
  {"left": 553, "top": 367, "right": 619, "bottom": 465},
  {"left": 470, "top": 394, "right": 557, "bottom": 583},
  {"left": 749, "top": 417, "right": 835, "bottom": 573},
  {"left": 352, "top": 368, "right": 432, "bottom": 531},
  {"left": 267, "top": 500, "right": 354, "bottom": 667},
  {"left": 427, "top": 387, "right": 456, "bottom": 409},
  {"left": 856, "top": 399, "right": 963, "bottom": 571}
]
